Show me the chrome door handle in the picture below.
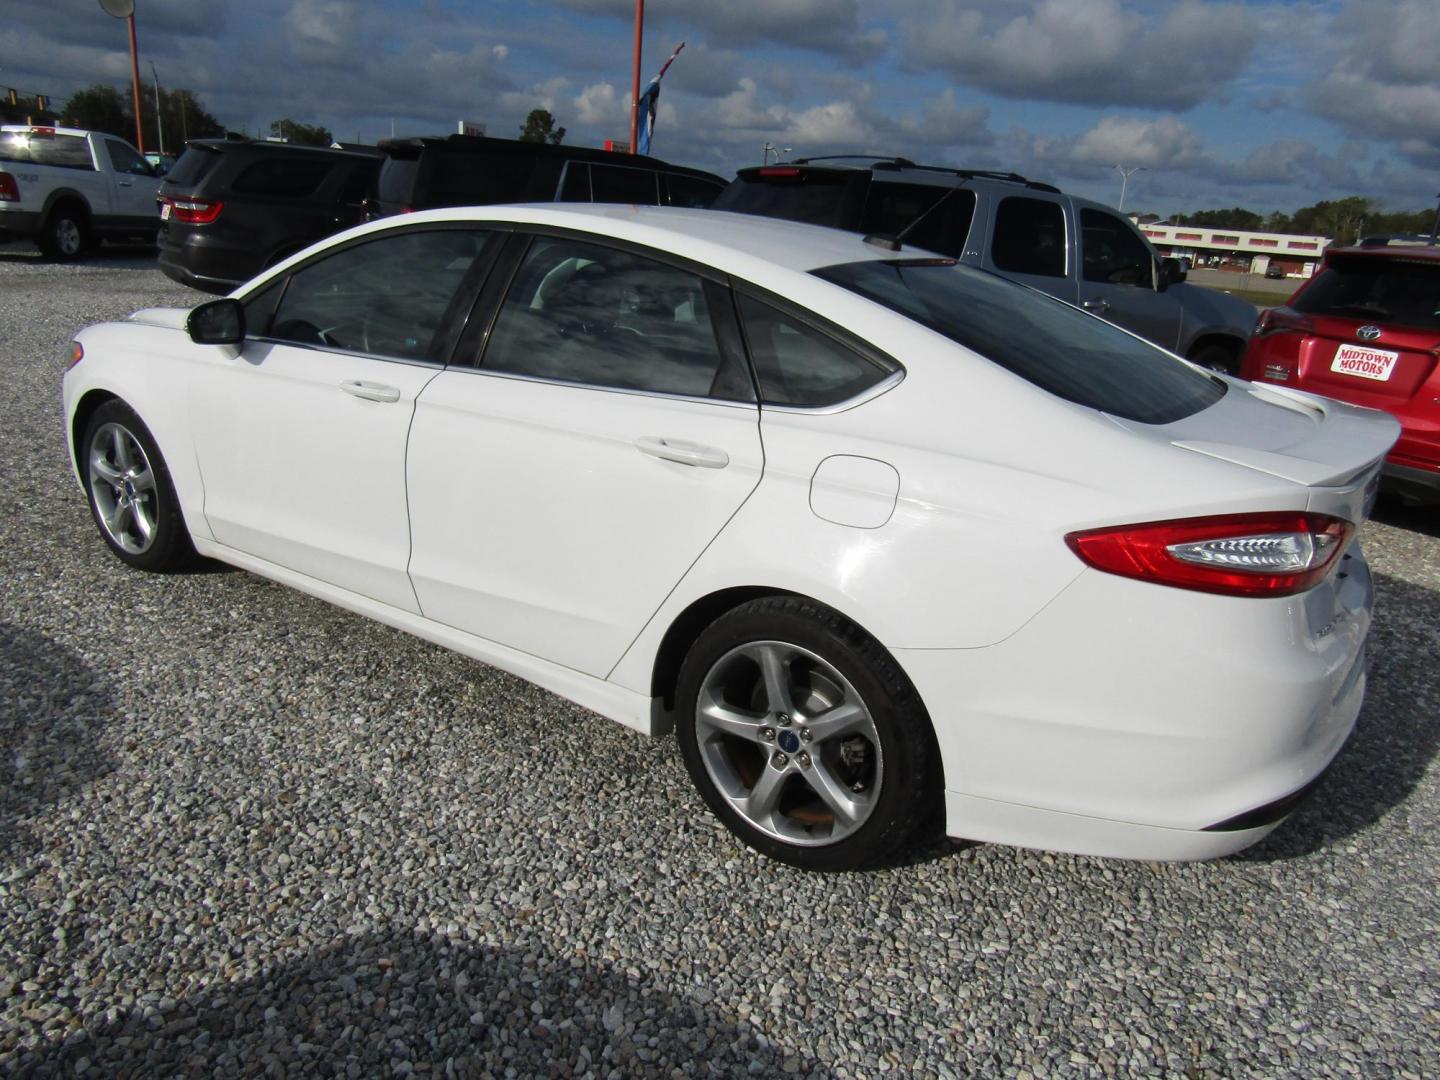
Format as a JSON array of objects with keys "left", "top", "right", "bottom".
[
  {"left": 635, "top": 436, "right": 729, "bottom": 469},
  {"left": 117, "top": 179, "right": 134, "bottom": 187},
  {"left": 1081, "top": 298, "right": 1110, "bottom": 314},
  {"left": 340, "top": 380, "right": 401, "bottom": 403}
]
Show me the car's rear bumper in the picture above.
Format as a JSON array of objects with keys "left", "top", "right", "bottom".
[
  {"left": 897, "top": 543, "right": 1372, "bottom": 861},
  {"left": 0, "top": 207, "right": 43, "bottom": 239}
]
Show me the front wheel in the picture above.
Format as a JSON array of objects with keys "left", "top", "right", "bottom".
[
  {"left": 675, "top": 597, "right": 939, "bottom": 870},
  {"left": 81, "top": 400, "right": 194, "bottom": 572}
]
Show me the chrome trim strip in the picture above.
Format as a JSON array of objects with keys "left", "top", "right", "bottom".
[
  {"left": 446, "top": 365, "right": 761, "bottom": 410},
  {"left": 245, "top": 337, "right": 447, "bottom": 371}
]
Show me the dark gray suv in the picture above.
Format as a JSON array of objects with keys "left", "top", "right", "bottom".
[{"left": 714, "top": 158, "right": 1257, "bottom": 373}]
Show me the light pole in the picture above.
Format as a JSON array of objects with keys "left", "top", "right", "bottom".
[
  {"left": 762, "top": 143, "right": 791, "bottom": 164},
  {"left": 98, "top": 0, "right": 145, "bottom": 154},
  {"left": 1115, "top": 164, "right": 1146, "bottom": 212},
  {"left": 628, "top": 0, "right": 644, "bottom": 154},
  {"left": 149, "top": 60, "right": 163, "bottom": 155}
]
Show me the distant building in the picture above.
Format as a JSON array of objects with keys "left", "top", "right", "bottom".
[{"left": 1140, "top": 223, "right": 1332, "bottom": 278}]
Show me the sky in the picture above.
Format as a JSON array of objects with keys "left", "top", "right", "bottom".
[{"left": 5, "top": 0, "right": 1440, "bottom": 217}]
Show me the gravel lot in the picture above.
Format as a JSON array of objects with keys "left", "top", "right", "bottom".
[{"left": 2, "top": 246, "right": 1438, "bottom": 1078}]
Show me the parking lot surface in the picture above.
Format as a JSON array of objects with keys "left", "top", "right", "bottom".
[{"left": 2, "top": 251, "right": 1438, "bottom": 1078}]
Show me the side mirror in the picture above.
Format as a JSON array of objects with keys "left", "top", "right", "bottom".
[
  {"left": 1159, "top": 257, "right": 1187, "bottom": 290},
  {"left": 187, "top": 298, "right": 245, "bottom": 345}
]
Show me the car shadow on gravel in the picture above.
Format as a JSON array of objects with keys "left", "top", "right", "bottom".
[
  {"left": 1236, "top": 571, "right": 1440, "bottom": 862},
  {"left": 0, "top": 623, "right": 117, "bottom": 859},
  {"left": 6, "top": 931, "right": 830, "bottom": 1078},
  {"left": 1371, "top": 494, "right": 1440, "bottom": 539}
]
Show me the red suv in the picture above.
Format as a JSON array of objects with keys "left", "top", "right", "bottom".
[{"left": 1240, "top": 243, "right": 1440, "bottom": 503}]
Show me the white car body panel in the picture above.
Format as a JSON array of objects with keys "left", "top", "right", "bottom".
[{"left": 62, "top": 204, "right": 1401, "bottom": 862}]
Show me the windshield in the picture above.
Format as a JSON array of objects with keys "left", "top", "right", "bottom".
[
  {"left": 1293, "top": 254, "right": 1440, "bottom": 331},
  {"left": 814, "top": 259, "right": 1225, "bottom": 424}
]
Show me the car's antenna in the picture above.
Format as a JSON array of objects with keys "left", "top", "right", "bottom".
[{"left": 863, "top": 186, "right": 961, "bottom": 253}]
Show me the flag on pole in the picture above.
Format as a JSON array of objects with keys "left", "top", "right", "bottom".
[{"left": 637, "top": 40, "right": 684, "bottom": 156}]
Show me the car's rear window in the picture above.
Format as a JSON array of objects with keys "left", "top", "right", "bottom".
[
  {"left": 377, "top": 157, "right": 419, "bottom": 206},
  {"left": 0, "top": 131, "right": 93, "bottom": 169},
  {"left": 712, "top": 169, "right": 861, "bottom": 228},
  {"left": 1293, "top": 254, "right": 1440, "bottom": 331},
  {"left": 163, "top": 145, "right": 221, "bottom": 188},
  {"left": 814, "top": 259, "right": 1225, "bottom": 424},
  {"left": 231, "top": 157, "right": 335, "bottom": 198}
]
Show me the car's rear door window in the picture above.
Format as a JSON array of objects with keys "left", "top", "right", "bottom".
[
  {"left": 589, "top": 163, "right": 661, "bottom": 204},
  {"left": 814, "top": 259, "right": 1223, "bottom": 424},
  {"left": 736, "top": 294, "right": 899, "bottom": 408},
  {"left": 480, "top": 236, "right": 752, "bottom": 400},
  {"left": 1293, "top": 254, "right": 1440, "bottom": 330},
  {"left": 991, "top": 196, "right": 1066, "bottom": 277},
  {"left": 860, "top": 182, "right": 973, "bottom": 257},
  {"left": 665, "top": 173, "right": 725, "bottom": 208},
  {"left": 262, "top": 229, "right": 500, "bottom": 361},
  {"left": 231, "top": 157, "right": 335, "bottom": 198}
]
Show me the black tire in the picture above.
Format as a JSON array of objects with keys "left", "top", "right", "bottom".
[
  {"left": 80, "top": 400, "right": 195, "bottom": 573},
  {"left": 1189, "top": 342, "right": 1239, "bottom": 376},
  {"left": 39, "top": 205, "right": 89, "bottom": 261},
  {"left": 675, "top": 596, "right": 940, "bottom": 871}
]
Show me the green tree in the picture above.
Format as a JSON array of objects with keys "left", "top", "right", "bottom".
[
  {"left": 270, "top": 118, "right": 333, "bottom": 146},
  {"left": 145, "top": 88, "right": 225, "bottom": 154},
  {"left": 60, "top": 85, "right": 132, "bottom": 140},
  {"left": 1182, "top": 207, "right": 1265, "bottom": 231},
  {"left": 518, "top": 108, "right": 565, "bottom": 145}
]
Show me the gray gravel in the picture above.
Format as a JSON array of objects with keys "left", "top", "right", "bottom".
[{"left": 2, "top": 246, "right": 1438, "bottom": 1079}]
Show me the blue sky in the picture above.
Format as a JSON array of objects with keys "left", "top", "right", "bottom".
[{"left": 6, "top": 0, "right": 1440, "bottom": 217}]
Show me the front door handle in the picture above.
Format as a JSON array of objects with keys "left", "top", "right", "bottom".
[
  {"left": 635, "top": 436, "right": 729, "bottom": 469},
  {"left": 1081, "top": 298, "right": 1111, "bottom": 315},
  {"left": 340, "top": 379, "right": 401, "bottom": 403}
]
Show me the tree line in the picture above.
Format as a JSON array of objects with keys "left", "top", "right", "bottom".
[
  {"left": 1169, "top": 197, "right": 1434, "bottom": 246},
  {"left": 53, "top": 84, "right": 334, "bottom": 151}
]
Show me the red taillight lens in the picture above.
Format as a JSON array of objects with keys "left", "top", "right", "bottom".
[
  {"left": 0, "top": 172, "right": 19, "bottom": 202},
  {"left": 1066, "top": 512, "right": 1353, "bottom": 597},
  {"left": 757, "top": 166, "right": 802, "bottom": 177},
  {"left": 165, "top": 196, "right": 224, "bottom": 224},
  {"left": 1253, "top": 307, "right": 1314, "bottom": 338}
]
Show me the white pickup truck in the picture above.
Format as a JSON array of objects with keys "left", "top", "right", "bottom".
[{"left": 0, "top": 125, "right": 162, "bottom": 259}]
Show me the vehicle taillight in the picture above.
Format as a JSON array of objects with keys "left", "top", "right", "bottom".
[
  {"left": 757, "top": 167, "right": 802, "bottom": 178},
  {"left": 165, "top": 196, "right": 224, "bottom": 224},
  {"left": 1252, "top": 308, "right": 1314, "bottom": 338},
  {"left": 0, "top": 172, "right": 19, "bottom": 202},
  {"left": 1066, "top": 512, "right": 1353, "bottom": 597}
]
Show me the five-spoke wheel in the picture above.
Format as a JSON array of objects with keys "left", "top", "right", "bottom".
[{"left": 677, "top": 596, "right": 938, "bottom": 870}]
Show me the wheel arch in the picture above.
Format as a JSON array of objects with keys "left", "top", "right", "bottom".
[
  {"left": 42, "top": 189, "right": 93, "bottom": 229},
  {"left": 1185, "top": 332, "right": 1244, "bottom": 368},
  {"left": 69, "top": 388, "right": 120, "bottom": 478}
]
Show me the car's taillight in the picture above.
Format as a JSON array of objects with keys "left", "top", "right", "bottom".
[
  {"left": 757, "top": 166, "right": 802, "bottom": 178},
  {"left": 1066, "top": 512, "right": 1353, "bottom": 597},
  {"left": 1253, "top": 308, "right": 1314, "bottom": 338},
  {"left": 165, "top": 196, "right": 224, "bottom": 224},
  {"left": 0, "top": 172, "right": 19, "bottom": 202}
]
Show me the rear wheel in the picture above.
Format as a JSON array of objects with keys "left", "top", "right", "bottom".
[
  {"left": 675, "top": 596, "right": 938, "bottom": 870},
  {"left": 40, "top": 206, "right": 88, "bottom": 261},
  {"left": 82, "top": 400, "right": 194, "bottom": 572}
]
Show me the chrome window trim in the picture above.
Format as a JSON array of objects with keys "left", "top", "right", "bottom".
[
  {"left": 445, "top": 364, "right": 761, "bottom": 411},
  {"left": 758, "top": 368, "right": 906, "bottom": 414},
  {"left": 244, "top": 336, "right": 448, "bottom": 370}
]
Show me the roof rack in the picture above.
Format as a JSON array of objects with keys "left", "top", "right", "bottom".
[{"left": 784, "top": 156, "right": 1060, "bottom": 194}]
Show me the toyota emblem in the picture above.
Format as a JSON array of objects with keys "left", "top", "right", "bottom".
[{"left": 1357, "top": 325, "right": 1382, "bottom": 341}]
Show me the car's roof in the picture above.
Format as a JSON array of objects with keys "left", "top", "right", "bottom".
[
  {"left": 1324, "top": 243, "right": 1440, "bottom": 264},
  {"left": 2, "top": 124, "right": 96, "bottom": 138},
  {"left": 381, "top": 204, "right": 903, "bottom": 274}
]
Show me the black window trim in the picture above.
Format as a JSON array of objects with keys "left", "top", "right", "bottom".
[{"left": 238, "top": 221, "right": 508, "bottom": 368}]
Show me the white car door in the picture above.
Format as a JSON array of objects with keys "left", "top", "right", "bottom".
[
  {"left": 406, "top": 233, "right": 764, "bottom": 677},
  {"left": 189, "top": 227, "right": 501, "bottom": 611},
  {"left": 100, "top": 137, "right": 161, "bottom": 220}
]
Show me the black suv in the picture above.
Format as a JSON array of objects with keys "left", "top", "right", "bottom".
[
  {"left": 368, "top": 134, "right": 726, "bottom": 218},
  {"left": 157, "top": 139, "right": 381, "bottom": 293},
  {"left": 713, "top": 157, "right": 1259, "bottom": 371}
]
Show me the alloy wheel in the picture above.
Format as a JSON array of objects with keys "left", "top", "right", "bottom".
[{"left": 88, "top": 421, "right": 158, "bottom": 555}]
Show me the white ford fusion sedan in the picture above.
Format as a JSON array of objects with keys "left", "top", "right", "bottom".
[{"left": 63, "top": 205, "right": 1397, "bottom": 870}]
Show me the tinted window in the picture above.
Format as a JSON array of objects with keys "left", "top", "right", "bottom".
[
  {"left": 267, "top": 229, "right": 497, "bottom": 361},
  {"left": 1293, "top": 255, "right": 1440, "bottom": 331},
  {"left": 423, "top": 151, "right": 533, "bottom": 207},
  {"left": 483, "top": 237, "right": 750, "bottom": 400},
  {"left": 590, "top": 163, "right": 660, "bottom": 204},
  {"left": 232, "top": 157, "right": 334, "bottom": 198},
  {"left": 860, "top": 183, "right": 974, "bottom": 258},
  {"left": 737, "top": 294, "right": 896, "bottom": 408},
  {"left": 814, "top": 259, "right": 1223, "bottom": 424},
  {"left": 558, "top": 163, "right": 591, "bottom": 201},
  {"left": 377, "top": 157, "right": 419, "bottom": 205},
  {"left": 104, "top": 139, "right": 150, "bottom": 176},
  {"left": 665, "top": 173, "right": 725, "bottom": 208},
  {"left": 712, "top": 170, "right": 861, "bottom": 227},
  {"left": 991, "top": 197, "right": 1066, "bottom": 277},
  {"left": 163, "top": 146, "right": 221, "bottom": 187},
  {"left": 0, "top": 131, "right": 93, "bottom": 169},
  {"left": 1081, "top": 208, "right": 1154, "bottom": 287},
  {"left": 337, "top": 161, "right": 377, "bottom": 204}
]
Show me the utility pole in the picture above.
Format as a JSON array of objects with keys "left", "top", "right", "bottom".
[
  {"left": 1115, "top": 164, "right": 1146, "bottom": 213},
  {"left": 629, "top": 0, "right": 644, "bottom": 155}
]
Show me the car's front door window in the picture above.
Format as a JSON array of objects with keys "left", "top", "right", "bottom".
[
  {"left": 264, "top": 229, "right": 498, "bottom": 361},
  {"left": 1081, "top": 209, "right": 1156, "bottom": 288}
]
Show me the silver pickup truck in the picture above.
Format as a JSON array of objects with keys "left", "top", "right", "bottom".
[{"left": 0, "top": 125, "right": 161, "bottom": 259}]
